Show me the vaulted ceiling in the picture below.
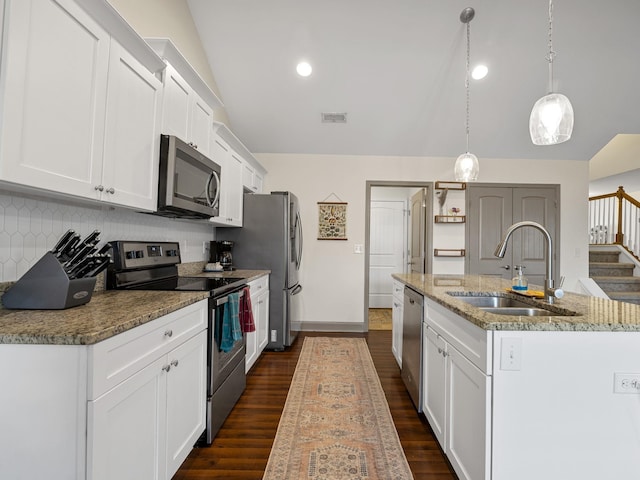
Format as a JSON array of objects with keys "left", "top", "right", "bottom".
[{"left": 187, "top": 0, "right": 640, "bottom": 165}]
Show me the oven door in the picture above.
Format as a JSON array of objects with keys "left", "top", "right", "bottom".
[{"left": 209, "top": 286, "right": 246, "bottom": 394}]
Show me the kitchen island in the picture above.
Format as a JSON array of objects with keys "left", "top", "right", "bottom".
[{"left": 393, "top": 273, "right": 640, "bottom": 480}]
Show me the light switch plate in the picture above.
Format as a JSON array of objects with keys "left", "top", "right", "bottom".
[{"left": 500, "top": 337, "right": 522, "bottom": 371}]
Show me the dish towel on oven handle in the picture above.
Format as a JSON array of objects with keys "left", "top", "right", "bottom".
[
  {"left": 220, "top": 291, "right": 242, "bottom": 352},
  {"left": 239, "top": 286, "right": 255, "bottom": 333}
]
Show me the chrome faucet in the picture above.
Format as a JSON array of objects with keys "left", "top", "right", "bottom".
[{"left": 494, "top": 221, "right": 564, "bottom": 304}]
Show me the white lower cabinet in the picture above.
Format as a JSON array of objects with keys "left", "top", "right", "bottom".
[
  {"left": 245, "top": 275, "right": 270, "bottom": 372},
  {"left": 0, "top": 299, "right": 208, "bottom": 479},
  {"left": 391, "top": 280, "right": 404, "bottom": 367},
  {"left": 422, "top": 298, "right": 492, "bottom": 480},
  {"left": 88, "top": 301, "right": 207, "bottom": 480}
]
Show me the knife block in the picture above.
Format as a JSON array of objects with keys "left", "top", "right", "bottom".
[{"left": 1, "top": 252, "right": 96, "bottom": 310}]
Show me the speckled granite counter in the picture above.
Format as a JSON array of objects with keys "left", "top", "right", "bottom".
[
  {"left": 393, "top": 273, "right": 640, "bottom": 332},
  {"left": 0, "top": 268, "right": 270, "bottom": 345}
]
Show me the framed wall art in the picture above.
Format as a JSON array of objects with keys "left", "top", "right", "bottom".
[{"left": 317, "top": 197, "right": 348, "bottom": 240}]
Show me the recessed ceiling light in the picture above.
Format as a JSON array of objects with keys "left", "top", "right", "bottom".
[
  {"left": 472, "top": 64, "right": 488, "bottom": 80},
  {"left": 296, "top": 61, "right": 312, "bottom": 77}
]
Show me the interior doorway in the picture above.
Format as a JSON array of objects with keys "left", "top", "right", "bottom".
[{"left": 364, "top": 181, "right": 432, "bottom": 331}]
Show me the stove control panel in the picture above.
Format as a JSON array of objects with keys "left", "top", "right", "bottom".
[{"left": 109, "top": 241, "right": 182, "bottom": 270}]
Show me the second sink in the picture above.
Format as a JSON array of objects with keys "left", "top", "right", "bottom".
[{"left": 447, "top": 292, "right": 578, "bottom": 317}]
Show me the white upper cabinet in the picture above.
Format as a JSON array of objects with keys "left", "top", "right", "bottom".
[
  {"left": 0, "top": 0, "right": 110, "bottom": 198},
  {"left": 209, "top": 128, "right": 243, "bottom": 227},
  {"left": 102, "top": 41, "right": 162, "bottom": 211},
  {"left": 160, "top": 63, "right": 213, "bottom": 157},
  {"left": 0, "top": 0, "right": 165, "bottom": 212},
  {"left": 146, "top": 38, "right": 222, "bottom": 159}
]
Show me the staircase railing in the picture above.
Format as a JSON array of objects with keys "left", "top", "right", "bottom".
[{"left": 589, "top": 186, "right": 640, "bottom": 260}]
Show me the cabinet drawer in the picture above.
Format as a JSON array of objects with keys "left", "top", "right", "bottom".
[
  {"left": 425, "top": 299, "right": 492, "bottom": 375},
  {"left": 248, "top": 275, "right": 269, "bottom": 297},
  {"left": 88, "top": 300, "right": 207, "bottom": 399},
  {"left": 392, "top": 280, "right": 404, "bottom": 299}
]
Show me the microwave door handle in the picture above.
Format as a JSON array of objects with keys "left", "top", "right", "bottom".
[
  {"left": 205, "top": 172, "right": 214, "bottom": 207},
  {"left": 211, "top": 170, "right": 221, "bottom": 208}
]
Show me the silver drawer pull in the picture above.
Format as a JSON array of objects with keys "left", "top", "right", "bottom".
[
  {"left": 162, "top": 364, "right": 171, "bottom": 373},
  {"left": 170, "top": 359, "right": 179, "bottom": 368},
  {"left": 164, "top": 330, "right": 173, "bottom": 338}
]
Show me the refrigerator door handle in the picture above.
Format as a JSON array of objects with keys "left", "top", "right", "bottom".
[
  {"left": 295, "top": 210, "right": 303, "bottom": 269},
  {"left": 291, "top": 284, "right": 303, "bottom": 295}
]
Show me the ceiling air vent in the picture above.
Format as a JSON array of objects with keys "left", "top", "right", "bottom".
[{"left": 321, "top": 112, "right": 347, "bottom": 123}]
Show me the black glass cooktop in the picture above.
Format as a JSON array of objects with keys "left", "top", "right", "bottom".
[{"left": 124, "top": 276, "right": 246, "bottom": 294}]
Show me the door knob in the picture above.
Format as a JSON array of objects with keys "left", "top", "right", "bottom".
[{"left": 500, "top": 265, "right": 510, "bottom": 270}]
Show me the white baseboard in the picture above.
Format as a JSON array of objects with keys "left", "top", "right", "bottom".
[{"left": 295, "top": 322, "right": 367, "bottom": 333}]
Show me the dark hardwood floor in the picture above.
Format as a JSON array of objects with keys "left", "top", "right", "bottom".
[{"left": 173, "top": 331, "right": 456, "bottom": 479}]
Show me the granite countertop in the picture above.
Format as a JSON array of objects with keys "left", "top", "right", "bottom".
[
  {"left": 0, "top": 268, "right": 270, "bottom": 345},
  {"left": 393, "top": 273, "right": 640, "bottom": 332}
]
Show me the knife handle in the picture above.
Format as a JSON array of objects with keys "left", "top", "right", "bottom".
[{"left": 51, "top": 229, "right": 75, "bottom": 255}]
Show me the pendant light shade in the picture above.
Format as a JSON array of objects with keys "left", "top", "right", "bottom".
[
  {"left": 529, "top": 93, "right": 574, "bottom": 145},
  {"left": 454, "top": 152, "right": 479, "bottom": 182},
  {"left": 454, "top": 7, "right": 479, "bottom": 182},
  {"left": 529, "top": 0, "right": 574, "bottom": 145}
]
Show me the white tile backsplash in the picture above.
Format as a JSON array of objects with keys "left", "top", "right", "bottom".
[{"left": 0, "top": 190, "right": 214, "bottom": 282}]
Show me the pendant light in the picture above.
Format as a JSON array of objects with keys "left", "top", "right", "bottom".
[
  {"left": 454, "top": 7, "right": 479, "bottom": 182},
  {"left": 529, "top": 0, "right": 574, "bottom": 145}
]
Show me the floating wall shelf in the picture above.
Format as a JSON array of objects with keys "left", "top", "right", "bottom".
[
  {"left": 435, "top": 215, "right": 466, "bottom": 223},
  {"left": 435, "top": 181, "right": 466, "bottom": 190},
  {"left": 434, "top": 249, "right": 466, "bottom": 257}
]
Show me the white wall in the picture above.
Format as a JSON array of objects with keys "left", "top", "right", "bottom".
[{"left": 258, "top": 153, "right": 589, "bottom": 328}]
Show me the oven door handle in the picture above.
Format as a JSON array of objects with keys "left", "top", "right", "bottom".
[{"left": 215, "top": 289, "right": 245, "bottom": 306}]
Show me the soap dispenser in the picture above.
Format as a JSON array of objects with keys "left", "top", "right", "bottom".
[{"left": 512, "top": 265, "right": 528, "bottom": 292}]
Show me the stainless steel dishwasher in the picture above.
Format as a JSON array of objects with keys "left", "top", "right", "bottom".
[{"left": 401, "top": 286, "right": 423, "bottom": 412}]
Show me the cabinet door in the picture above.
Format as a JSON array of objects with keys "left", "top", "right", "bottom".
[
  {"left": 224, "top": 153, "right": 244, "bottom": 224},
  {"left": 256, "top": 288, "right": 269, "bottom": 352},
  {"left": 102, "top": 40, "right": 162, "bottom": 211},
  {"left": 242, "top": 162, "right": 255, "bottom": 191},
  {"left": 391, "top": 297, "right": 403, "bottom": 367},
  {"left": 161, "top": 64, "right": 190, "bottom": 141},
  {"left": 0, "top": 0, "right": 109, "bottom": 197},
  {"left": 165, "top": 331, "right": 207, "bottom": 479},
  {"left": 447, "top": 346, "right": 491, "bottom": 480},
  {"left": 422, "top": 326, "right": 447, "bottom": 447},
  {"left": 88, "top": 356, "right": 166, "bottom": 480},
  {"left": 188, "top": 93, "right": 213, "bottom": 156},
  {"left": 245, "top": 330, "right": 258, "bottom": 373}
]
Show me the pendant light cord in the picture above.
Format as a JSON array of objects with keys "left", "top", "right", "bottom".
[
  {"left": 465, "top": 21, "right": 471, "bottom": 153},
  {"left": 546, "top": 0, "right": 556, "bottom": 94}
]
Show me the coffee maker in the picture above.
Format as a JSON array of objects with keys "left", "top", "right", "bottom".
[{"left": 209, "top": 240, "right": 234, "bottom": 270}]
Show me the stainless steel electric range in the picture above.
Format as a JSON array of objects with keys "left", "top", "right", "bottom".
[{"left": 106, "top": 240, "right": 247, "bottom": 446}]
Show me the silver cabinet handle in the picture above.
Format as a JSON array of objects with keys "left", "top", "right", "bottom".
[
  {"left": 106, "top": 187, "right": 115, "bottom": 194},
  {"left": 170, "top": 359, "right": 179, "bottom": 368},
  {"left": 164, "top": 330, "right": 173, "bottom": 338},
  {"left": 95, "top": 185, "right": 104, "bottom": 192},
  {"left": 162, "top": 364, "right": 171, "bottom": 373}
]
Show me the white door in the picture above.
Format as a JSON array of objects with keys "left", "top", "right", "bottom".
[
  {"left": 369, "top": 200, "right": 406, "bottom": 308},
  {"left": 423, "top": 326, "right": 447, "bottom": 448},
  {"left": 447, "top": 346, "right": 492, "bottom": 480},
  {"left": 0, "top": 0, "right": 110, "bottom": 196},
  {"left": 102, "top": 41, "right": 162, "bottom": 211},
  {"left": 165, "top": 332, "right": 207, "bottom": 479},
  {"left": 88, "top": 356, "right": 166, "bottom": 480}
]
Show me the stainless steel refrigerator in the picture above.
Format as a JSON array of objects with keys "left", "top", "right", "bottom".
[{"left": 217, "top": 191, "right": 303, "bottom": 350}]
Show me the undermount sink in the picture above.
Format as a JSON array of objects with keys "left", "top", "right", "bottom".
[{"left": 447, "top": 292, "right": 577, "bottom": 317}]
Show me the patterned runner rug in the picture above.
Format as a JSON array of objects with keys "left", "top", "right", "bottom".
[{"left": 263, "top": 337, "right": 414, "bottom": 479}]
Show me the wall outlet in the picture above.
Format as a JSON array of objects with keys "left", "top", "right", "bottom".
[
  {"left": 500, "top": 337, "right": 522, "bottom": 371},
  {"left": 614, "top": 373, "right": 640, "bottom": 394},
  {"left": 271, "top": 330, "right": 277, "bottom": 342}
]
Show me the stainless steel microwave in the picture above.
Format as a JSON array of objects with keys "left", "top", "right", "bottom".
[{"left": 155, "top": 135, "right": 221, "bottom": 219}]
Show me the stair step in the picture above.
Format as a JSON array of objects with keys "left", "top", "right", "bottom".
[
  {"left": 592, "top": 276, "right": 640, "bottom": 292},
  {"left": 606, "top": 292, "right": 640, "bottom": 305},
  {"left": 589, "top": 250, "right": 621, "bottom": 263},
  {"left": 589, "top": 262, "right": 635, "bottom": 276}
]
